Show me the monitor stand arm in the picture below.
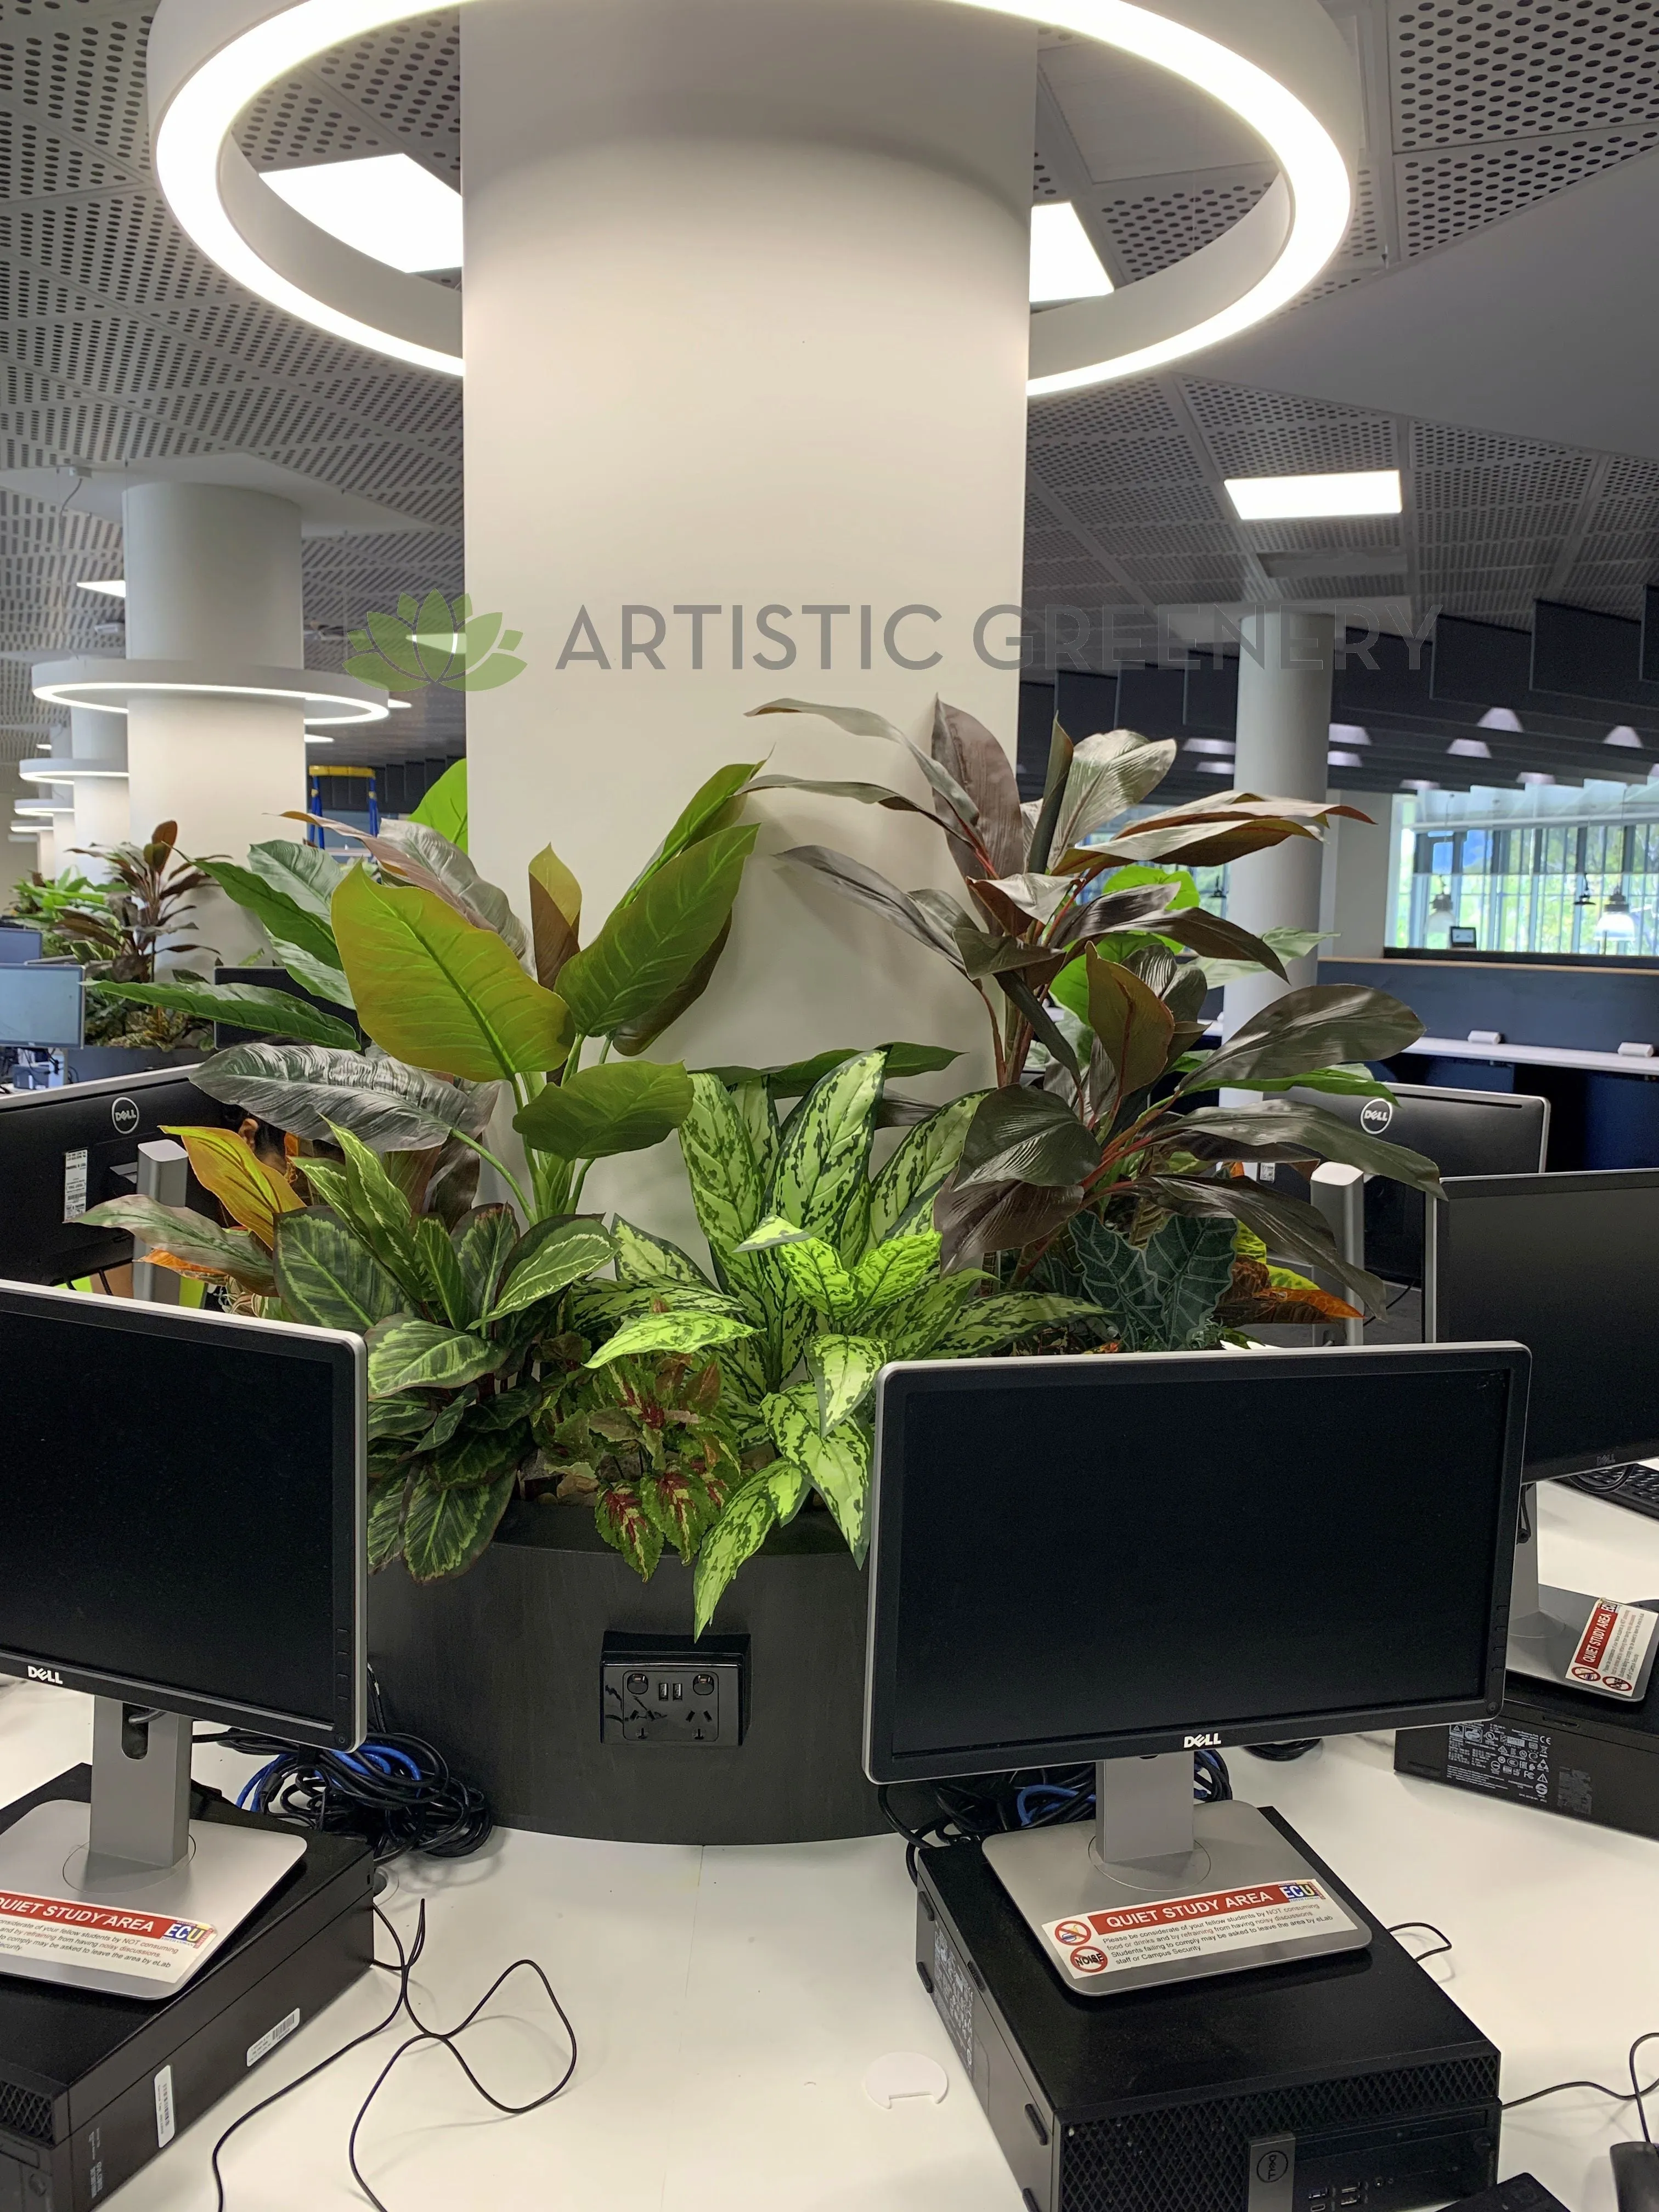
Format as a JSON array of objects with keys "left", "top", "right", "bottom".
[
  {"left": 980, "top": 1754, "right": 1368, "bottom": 1997},
  {"left": 1506, "top": 1482, "right": 1659, "bottom": 1702},
  {"left": 0, "top": 1699, "right": 308, "bottom": 1998}
]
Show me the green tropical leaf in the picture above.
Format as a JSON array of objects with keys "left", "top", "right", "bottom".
[
  {"left": 267, "top": 939, "right": 354, "bottom": 1008},
  {"left": 809, "top": 1334, "right": 883, "bottom": 1432},
  {"left": 485, "top": 1220, "right": 615, "bottom": 1321},
  {"left": 1138, "top": 1172, "right": 1389, "bottom": 1314},
  {"left": 595, "top": 1485, "right": 664, "bottom": 1580},
  {"left": 879, "top": 1271, "right": 983, "bottom": 1359},
  {"left": 849, "top": 1231, "right": 941, "bottom": 1312},
  {"left": 611, "top": 1216, "right": 711, "bottom": 1288},
  {"left": 585, "top": 1309, "right": 757, "bottom": 1367},
  {"left": 610, "top": 920, "right": 730, "bottom": 1058},
  {"left": 196, "top": 857, "right": 341, "bottom": 971},
  {"left": 414, "top": 1214, "right": 473, "bottom": 1328},
  {"left": 701, "top": 1043, "right": 961, "bottom": 1098},
  {"left": 367, "top": 1477, "right": 410, "bottom": 1570},
  {"left": 769, "top": 1049, "right": 885, "bottom": 1239},
  {"left": 927, "top": 1290, "right": 1103, "bottom": 1357},
  {"left": 957, "top": 1087, "right": 1101, "bottom": 1191},
  {"left": 679, "top": 1073, "right": 765, "bottom": 1250},
  {"left": 1182, "top": 985, "right": 1423, "bottom": 1095},
  {"left": 737, "top": 1222, "right": 857, "bottom": 1319},
  {"left": 867, "top": 1093, "right": 984, "bottom": 1243},
  {"left": 1177, "top": 1103, "right": 1442, "bottom": 1194},
  {"left": 408, "top": 758, "right": 469, "bottom": 851},
  {"left": 94, "top": 979, "right": 356, "bottom": 1049},
  {"left": 634, "top": 758, "right": 763, "bottom": 884},
  {"left": 767, "top": 1462, "right": 811, "bottom": 1521},
  {"left": 367, "top": 1316, "right": 509, "bottom": 1396},
  {"left": 77, "top": 1195, "right": 275, "bottom": 1292},
  {"left": 1273, "top": 1066, "right": 1397, "bottom": 1100},
  {"left": 274, "top": 1209, "right": 405, "bottom": 1331},
  {"left": 331, "top": 863, "right": 571, "bottom": 1081},
  {"left": 1070, "top": 1212, "right": 1234, "bottom": 1351},
  {"left": 557, "top": 825, "right": 758, "bottom": 1037},
  {"left": 194, "top": 1042, "right": 495, "bottom": 1152},
  {"left": 763, "top": 1385, "right": 870, "bottom": 1560},
  {"left": 512, "top": 1062, "right": 695, "bottom": 1160},
  {"left": 451, "top": 1205, "right": 520, "bottom": 1320},
  {"left": 692, "top": 1473, "right": 778, "bottom": 1635},
  {"left": 369, "top": 1399, "right": 433, "bottom": 1442},
  {"left": 638, "top": 1468, "right": 725, "bottom": 1566},
  {"left": 732, "top": 1082, "right": 779, "bottom": 1188},
  {"left": 402, "top": 1463, "right": 516, "bottom": 1582},
  {"left": 328, "top": 1122, "right": 421, "bottom": 1282},
  {"left": 247, "top": 838, "right": 343, "bottom": 925}
]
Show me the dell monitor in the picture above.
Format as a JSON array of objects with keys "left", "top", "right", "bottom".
[
  {"left": 1425, "top": 1169, "right": 1659, "bottom": 1703},
  {"left": 0, "top": 927, "right": 44, "bottom": 966},
  {"left": 866, "top": 1345, "right": 1527, "bottom": 1994},
  {"left": 1286, "top": 1082, "right": 1549, "bottom": 1286},
  {"left": 0, "top": 1065, "right": 227, "bottom": 1282},
  {"left": 0, "top": 1283, "right": 364, "bottom": 1999},
  {"left": 0, "top": 965, "right": 83, "bottom": 1050}
]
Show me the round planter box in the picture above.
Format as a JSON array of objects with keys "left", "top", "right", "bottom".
[{"left": 368, "top": 1500, "right": 885, "bottom": 1846}]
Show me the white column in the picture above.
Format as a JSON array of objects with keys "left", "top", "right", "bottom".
[
  {"left": 67, "top": 707, "right": 130, "bottom": 871},
  {"left": 462, "top": 0, "right": 1034, "bottom": 1215},
  {"left": 121, "top": 483, "right": 307, "bottom": 864},
  {"left": 1223, "top": 608, "right": 1335, "bottom": 1035},
  {"left": 1318, "top": 787, "right": 1392, "bottom": 961}
]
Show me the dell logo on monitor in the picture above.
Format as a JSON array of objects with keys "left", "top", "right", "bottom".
[
  {"left": 1359, "top": 1097, "right": 1395, "bottom": 1135},
  {"left": 26, "top": 1666, "right": 65, "bottom": 1685},
  {"left": 110, "top": 1097, "right": 141, "bottom": 1137},
  {"left": 1183, "top": 1731, "right": 1222, "bottom": 1748}
]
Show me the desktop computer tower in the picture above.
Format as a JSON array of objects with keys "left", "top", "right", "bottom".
[{"left": 916, "top": 1812, "right": 1501, "bottom": 2212}]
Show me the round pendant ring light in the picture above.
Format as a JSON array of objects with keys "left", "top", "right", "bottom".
[
  {"left": 148, "top": 0, "right": 1356, "bottom": 397},
  {"left": 31, "top": 659, "right": 391, "bottom": 726}
]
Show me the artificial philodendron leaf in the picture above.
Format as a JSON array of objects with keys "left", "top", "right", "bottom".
[
  {"left": 195, "top": 858, "right": 342, "bottom": 971},
  {"left": 331, "top": 863, "right": 572, "bottom": 1081},
  {"left": 247, "top": 838, "right": 343, "bottom": 925},
  {"left": 94, "top": 980, "right": 358, "bottom": 1051},
  {"left": 484, "top": 1220, "right": 615, "bottom": 1321},
  {"left": 692, "top": 1472, "right": 778, "bottom": 1635},
  {"left": 636, "top": 758, "right": 766, "bottom": 884},
  {"left": 867, "top": 1093, "right": 984, "bottom": 1242},
  {"left": 194, "top": 1043, "right": 497, "bottom": 1152},
  {"left": 527, "top": 844, "right": 582, "bottom": 990},
  {"left": 275, "top": 1209, "right": 405, "bottom": 1332},
  {"left": 162, "top": 1125, "right": 301, "bottom": 1247},
  {"left": 1178, "top": 1103, "right": 1443, "bottom": 1195},
  {"left": 586, "top": 1310, "right": 758, "bottom": 1368},
  {"left": 610, "top": 920, "right": 730, "bottom": 1058},
  {"left": 769, "top": 1049, "right": 886, "bottom": 1240},
  {"left": 809, "top": 1335, "right": 883, "bottom": 1433},
  {"left": 402, "top": 1460, "right": 517, "bottom": 1582},
  {"left": 777, "top": 845, "right": 966, "bottom": 970},
  {"left": 512, "top": 1061, "right": 695, "bottom": 1160},
  {"left": 269, "top": 939, "right": 355, "bottom": 1009},
  {"left": 371, "top": 820, "right": 528, "bottom": 957},
  {"left": 556, "top": 824, "right": 757, "bottom": 1038},
  {"left": 1082, "top": 950, "right": 1177, "bottom": 1104},
  {"left": 1187, "top": 984, "right": 1424, "bottom": 1095},
  {"left": 957, "top": 1086, "right": 1101, "bottom": 1191},
  {"left": 77, "top": 1196, "right": 275, "bottom": 1292},
  {"left": 408, "top": 758, "right": 469, "bottom": 851},
  {"left": 366, "top": 1316, "right": 510, "bottom": 1396}
]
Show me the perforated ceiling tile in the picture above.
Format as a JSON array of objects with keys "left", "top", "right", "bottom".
[
  {"left": 1182, "top": 380, "right": 1398, "bottom": 476},
  {"left": 317, "top": 13, "right": 463, "bottom": 178},
  {"left": 1033, "top": 150, "right": 1062, "bottom": 202},
  {"left": 238, "top": 81, "right": 394, "bottom": 172},
  {"left": 1098, "top": 174, "right": 1274, "bottom": 283},
  {"left": 1561, "top": 563, "right": 1650, "bottom": 616},
  {"left": 1401, "top": 129, "right": 1659, "bottom": 254},
  {"left": 1235, "top": 516, "right": 1406, "bottom": 555},
  {"left": 1041, "top": 477, "right": 1224, "bottom": 525},
  {"left": 1028, "top": 377, "right": 1184, "bottom": 444},
  {"left": 1392, "top": 0, "right": 1659, "bottom": 150}
]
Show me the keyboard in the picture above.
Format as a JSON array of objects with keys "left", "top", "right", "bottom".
[{"left": 1565, "top": 1463, "right": 1659, "bottom": 1522}]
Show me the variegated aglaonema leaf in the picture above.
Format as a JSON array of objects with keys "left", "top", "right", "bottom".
[
  {"left": 867, "top": 1093, "right": 984, "bottom": 1242},
  {"left": 808, "top": 1335, "right": 882, "bottom": 1434},
  {"left": 586, "top": 1308, "right": 758, "bottom": 1368},
  {"left": 692, "top": 1472, "right": 779, "bottom": 1636},
  {"left": 678, "top": 1072, "right": 765, "bottom": 1252},
  {"left": 763, "top": 1385, "right": 871, "bottom": 1561},
  {"left": 768, "top": 1048, "right": 886, "bottom": 1239}
]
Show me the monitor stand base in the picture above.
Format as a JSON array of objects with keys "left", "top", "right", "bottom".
[
  {"left": 1506, "top": 1485, "right": 1659, "bottom": 1703},
  {"left": 981, "top": 1756, "right": 1369, "bottom": 1997},
  {"left": 0, "top": 1700, "right": 304, "bottom": 2000}
]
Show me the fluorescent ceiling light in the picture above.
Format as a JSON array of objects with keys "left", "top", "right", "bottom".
[
  {"left": 1447, "top": 738, "right": 1491, "bottom": 759},
  {"left": 1327, "top": 751, "right": 1365, "bottom": 769},
  {"left": 1224, "top": 471, "right": 1402, "bottom": 521},
  {"left": 265, "top": 154, "right": 462, "bottom": 273},
  {"left": 1518, "top": 771, "right": 1555, "bottom": 787},
  {"left": 1329, "top": 723, "right": 1370, "bottom": 746},
  {"left": 1606, "top": 725, "right": 1643, "bottom": 748},
  {"left": 1030, "top": 203, "right": 1113, "bottom": 305},
  {"left": 1183, "top": 737, "right": 1235, "bottom": 756},
  {"left": 1401, "top": 780, "right": 1438, "bottom": 792},
  {"left": 77, "top": 578, "right": 126, "bottom": 598},
  {"left": 304, "top": 732, "right": 334, "bottom": 744},
  {"left": 1197, "top": 760, "right": 1234, "bottom": 775},
  {"left": 1477, "top": 707, "right": 1522, "bottom": 732}
]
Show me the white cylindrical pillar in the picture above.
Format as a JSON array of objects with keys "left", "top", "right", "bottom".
[
  {"left": 462, "top": 0, "right": 1034, "bottom": 1216},
  {"left": 67, "top": 707, "right": 130, "bottom": 870},
  {"left": 121, "top": 483, "right": 307, "bottom": 865},
  {"left": 1223, "top": 608, "right": 1335, "bottom": 1035}
]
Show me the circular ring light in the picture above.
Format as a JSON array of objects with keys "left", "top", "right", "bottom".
[
  {"left": 149, "top": 0, "right": 1356, "bottom": 396},
  {"left": 18, "top": 760, "right": 129, "bottom": 784},
  {"left": 31, "top": 659, "right": 391, "bottom": 727}
]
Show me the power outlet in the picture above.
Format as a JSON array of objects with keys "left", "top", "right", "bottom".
[{"left": 600, "top": 1632, "right": 748, "bottom": 1747}]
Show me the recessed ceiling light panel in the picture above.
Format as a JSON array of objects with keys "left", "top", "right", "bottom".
[
  {"left": 77, "top": 578, "right": 126, "bottom": 598},
  {"left": 1224, "top": 471, "right": 1402, "bottom": 521},
  {"left": 1030, "top": 203, "right": 1112, "bottom": 304}
]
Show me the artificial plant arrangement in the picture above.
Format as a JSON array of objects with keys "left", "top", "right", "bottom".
[
  {"left": 740, "top": 698, "right": 1441, "bottom": 1341},
  {"left": 26, "top": 823, "right": 219, "bottom": 1048}
]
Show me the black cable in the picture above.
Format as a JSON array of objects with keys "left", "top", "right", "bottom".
[
  {"left": 879, "top": 1755, "right": 1232, "bottom": 1863},
  {"left": 1243, "top": 1739, "right": 1322, "bottom": 1762},
  {"left": 1502, "top": 2032, "right": 1659, "bottom": 2119},
  {"left": 208, "top": 1899, "right": 578, "bottom": 2212},
  {"left": 1387, "top": 1920, "right": 1452, "bottom": 1963}
]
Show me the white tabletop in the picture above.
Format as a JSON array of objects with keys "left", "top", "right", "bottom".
[
  {"left": 1408, "top": 1036, "right": 1659, "bottom": 1077},
  {"left": 3, "top": 1483, "right": 1657, "bottom": 2212}
]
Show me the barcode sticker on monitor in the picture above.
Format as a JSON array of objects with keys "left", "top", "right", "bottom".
[
  {"left": 1044, "top": 1881, "right": 1357, "bottom": 1984},
  {"left": 0, "top": 1891, "right": 216, "bottom": 1985},
  {"left": 62, "top": 1148, "right": 87, "bottom": 1223},
  {"left": 1567, "top": 1600, "right": 1658, "bottom": 1700}
]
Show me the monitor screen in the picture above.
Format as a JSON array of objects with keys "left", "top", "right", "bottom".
[
  {"left": 0, "top": 928, "right": 44, "bottom": 967},
  {"left": 0, "top": 1285, "right": 364, "bottom": 1745},
  {"left": 865, "top": 1347, "right": 1527, "bottom": 1784},
  {"left": 1427, "top": 1170, "right": 1659, "bottom": 1481},
  {"left": 1286, "top": 1083, "right": 1549, "bottom": 1287},
  {"left": 0, "top": 967, "right": 83, "bottom": 1048}
]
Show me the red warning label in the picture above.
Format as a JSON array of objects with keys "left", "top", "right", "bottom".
[
  {"left": 1043, "top": 1881, "right": 1356, "bottom": 1984},
  {"left": 0, "top": 1890, "right": 215, "bottom": 1984},
  {"left": 1568, "top": 1598, "right": 1657, "bottom": 1699}
]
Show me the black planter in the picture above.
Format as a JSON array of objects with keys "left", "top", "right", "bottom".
[{"left": 368, "top": 1500, "right": 885, "bottom": 1846}]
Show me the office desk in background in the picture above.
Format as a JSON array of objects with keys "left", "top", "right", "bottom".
[{"left": 0, "top": 1484, "right": 1654, "bottom": 2212}]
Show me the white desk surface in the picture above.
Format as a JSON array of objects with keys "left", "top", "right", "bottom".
[
  {"left": 2, "top": 1484, "right": 1656, "bottom": 2212},
  {"left": 1407, "top": 1036, "right": 1659, "bottom": 1077}
]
